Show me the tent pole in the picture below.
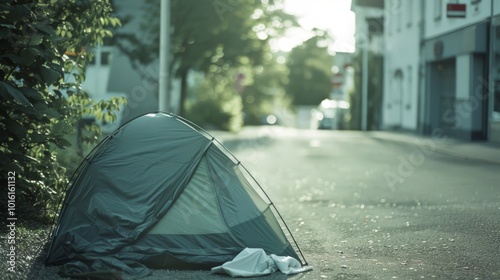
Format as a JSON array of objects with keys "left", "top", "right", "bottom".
[{"left": 237, "top": 163, "right": 309, "bottom": 266}]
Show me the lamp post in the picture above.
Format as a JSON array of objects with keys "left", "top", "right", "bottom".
[
  {"left": 159, "top": 0, "right": 170, "bottom": 112},
  {"left": 488, "top": 0, "right": 495, "bottom": 141},
  {"left": 361, "top": 43, "right": 368, "bottom": 131}
]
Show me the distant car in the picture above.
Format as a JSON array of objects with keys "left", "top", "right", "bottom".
[{"left": 312, "top": 99, "right": 349, "bottom": 130}]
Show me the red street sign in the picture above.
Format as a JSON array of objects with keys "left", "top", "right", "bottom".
[
  {"left": 447, "top": 4, "right": 466, "bottom": 18},
  {"left": 236, "top": 73, "right": 245, "bottom": 93}
]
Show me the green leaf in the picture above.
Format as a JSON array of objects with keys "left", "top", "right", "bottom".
[
  {"left": 36, "top": 22, "right": 58, "bottom": 36},
  {"left": 0, "top": 81, "right": 33, "bottom": 107},
  {"left": 4, "top": 118, "right": 28, "bottom": 139},
  {"left": 64, "top": 59, "right": 76, "bottom": 72},
  {"left": 20, "top": 47, "right": 38, "bottom": 65},
  {"left": 103, "top": 113, "right": 112, "bottom": 124},
  {"left": 109, "top": 18, "right": 121, "bottom": 27},
  {"left": 40, "top": 65, "right": 61, "bottom": 85},
  {"left": 72, "top": 72, "right": 86, "bottom": 84},
  {"left": 0, "top": 26, "right": 12, "bottom": 37},
  {"left": 34, "top": 102, "right": 62, "bottom": 119},
  {"left": 20, "top": 87, "right": 44, "bottom": 101},
  {"left": 15, "top": 101, "right": 39, "bottom": 116},
  {"left": 28, "top": 34, "right": 44, "bottom": 46},
  {"left": 55, "top": 138, "right": 71, "bottom": 149},
  {"left": 30, "top": 132, "right": 47, "bottom": 143},
  {"left": 0, "top": 23, "right": 15, "bottom": 29},
  {"left": 10, "top": 5, "right": 33, "bottom": 20},
  {"left": 0, "top": 150, "right": 23, "bottom": 175}
]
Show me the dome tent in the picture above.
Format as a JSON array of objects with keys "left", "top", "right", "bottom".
[{"left": 45, "top": 112, "right": 307, "bottom": 278}]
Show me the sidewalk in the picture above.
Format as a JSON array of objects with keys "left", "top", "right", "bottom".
[
  {"left": 209, "top": 126, "right": 500, "bottom": 165},
  {"left": 367, "top": 130, "right": 500, "bottom": 165}
]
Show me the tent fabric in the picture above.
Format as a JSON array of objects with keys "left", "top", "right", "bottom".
[
  {"left": 46, "top": 112, "right": 306, "bottom": 279},
  {"left": 211, "top": 248, "right": 313, "bottom": 277}
]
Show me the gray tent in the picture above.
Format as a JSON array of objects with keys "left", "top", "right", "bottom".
[{"left": 46, "top": 112, "right": 306, "bottom": 278}]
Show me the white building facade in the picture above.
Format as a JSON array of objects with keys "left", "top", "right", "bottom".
[
  {"left": 354, "top": 0, "right": 500, "bottom": 143},
  {"left": 383, "top": 0, "right": 421, "bottom": 130},
  {"left": 420, "top": 0, "right": 492, "bottom": 140},
  {"left": 420, "top": 0, "right": 500, "bottom": 142},
  {"left": 81, "top": 0, "right": 182, "bottom": 131},
  {"left": 351, "top": 0, "right": 385, "bottom": 130},
  {"left": 351, "top": 2, "right": 385, "bottom": 55}
]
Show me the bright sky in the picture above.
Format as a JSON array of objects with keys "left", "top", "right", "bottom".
[{"left": 271, "top": 0, "right": 355, "bottom": 53}]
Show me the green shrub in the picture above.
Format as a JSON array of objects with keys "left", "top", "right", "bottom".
[
  {"left": 0, "top": 0, "right": 124, "bottom": 221},
  {"left": 186, "top": 74, "right": 243, "bottom": 132}
]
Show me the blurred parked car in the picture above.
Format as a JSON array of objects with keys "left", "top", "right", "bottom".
[{"left": 312, "top": 99, "right": 349, "bottom": 130}]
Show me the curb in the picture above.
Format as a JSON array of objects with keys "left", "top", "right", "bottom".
[{"left": 368, "top": 131, "right": 500, "bottom": 166}]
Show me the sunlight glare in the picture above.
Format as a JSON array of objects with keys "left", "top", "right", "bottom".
[{"left": 272, "top": 0, "right": 355, "bottom": 53}]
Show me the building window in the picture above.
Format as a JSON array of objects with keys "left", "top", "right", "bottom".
[
  {"left": 434, "top": 0, "right": 442, "bottom": 20},
  {"left": 101, "top": 51, "right": 111, "bottom": 65},
  {"left": 88, "top": 50, "right": 112, "bottom": 66},
  {"left": 394, "top": 69, "right": 404, "bottom": 126}
]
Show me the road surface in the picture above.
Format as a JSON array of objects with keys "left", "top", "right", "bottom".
[
  {"left": 221, "top": 127, "right": 500, "bottom": 280},
  {"left": 22, "top": 126, "right": 500, "bottom": 280}
]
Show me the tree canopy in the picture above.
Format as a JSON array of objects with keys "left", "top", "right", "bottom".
[
  {"left": 242, "top": 55, "right": 290, "bottom": 125},
  {"left": 115, "top": 0, "right": 297, "bottom": 117},
  {"left": 286, "top": 34, "right": 334, "bottom": 106},
  {"left": 0, "top": 0, "right": 124, "bottom": 218}
]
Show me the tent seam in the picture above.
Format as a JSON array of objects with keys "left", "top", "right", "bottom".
[{"left": 206, "top": 142, "right": 247, "bottom": 249}]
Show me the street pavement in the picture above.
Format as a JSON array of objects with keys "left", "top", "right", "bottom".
[
  {"left": 367, "top": 130, "right": 500, "bottom": 166},
  {"left": 27, "top": 126, "right": 500, "bottom": 279},
  {"left": 209, "top": 126, "right": 500, "bottom": 280}
]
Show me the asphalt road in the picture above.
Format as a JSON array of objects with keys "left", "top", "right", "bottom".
[
  {"left": 219, "top": 126, "right": 500, "bottom": 280},
  {"left": 17, "top": 126, "right": 500, "bottom": 279}
]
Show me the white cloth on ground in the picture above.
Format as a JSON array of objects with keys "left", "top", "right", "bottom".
[{"left": 211, "top": 248, "right": 313, "bottom": 277}]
